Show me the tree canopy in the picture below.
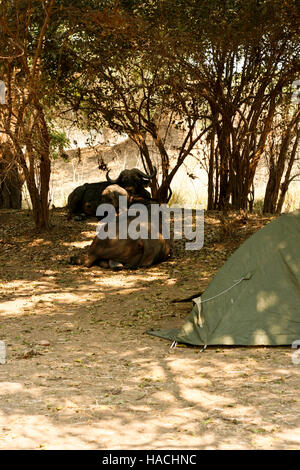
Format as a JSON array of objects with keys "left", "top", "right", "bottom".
[{"left": 0, "top": 0, "right": 299, "bottom": 227}]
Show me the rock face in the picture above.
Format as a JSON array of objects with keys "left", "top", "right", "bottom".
[
  {"left": 22, "top": 122, "right": 292, "bottom": 212},
  {"left": 49, "top": 138, "right": 142, "bottom": 208},
  {"left": 48, "top": 123, "right": 191, "bottom": 208}
]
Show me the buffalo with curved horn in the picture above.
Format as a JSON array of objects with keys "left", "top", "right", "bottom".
[
  {"left": 67, "top": 167, "right": 157, "bottom": 219},
  {"left": 69, "top": 184, "right": 170, "bottom": 269},
  {"left": 106, "top": 167, "right": 157, "bottom": 200}
]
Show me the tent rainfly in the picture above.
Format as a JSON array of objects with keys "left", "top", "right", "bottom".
[{"left": 148, "top": 210, "right": 300, "bottom": 346}]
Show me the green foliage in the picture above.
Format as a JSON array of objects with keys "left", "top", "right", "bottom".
[
  {"left": 253, "top": 199, "right": 265, "bottom": 215},
  {"left": 49, "top": 129, "right": 70, "bottom": 161},
  {"left": 1, "top": 0, "right": 299, "bottom": 210}
]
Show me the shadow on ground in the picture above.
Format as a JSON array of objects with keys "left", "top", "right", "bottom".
[{"left": 1, "top": 208, "right": 298, "bottom": 450}]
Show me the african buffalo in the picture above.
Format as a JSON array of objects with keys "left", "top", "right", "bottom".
[
  {"left": 106, "top": 167, "right": 156, "bottom": 201},
  {"left": 67, "top": 181, "right": 111, "bottom": 219},
  {"left": 67, "top": 167, "right": 157, "bottom": 218},
  {"left": 69, "top": 184, "right": 170, "bottom": 269}
]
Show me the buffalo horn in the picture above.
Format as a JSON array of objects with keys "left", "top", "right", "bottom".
[
  {"left": 106, "top": 170, "right": 118, "bottom": 184},
  {"left": 135, "top": 166, "right": 157, "bottom": 179}
]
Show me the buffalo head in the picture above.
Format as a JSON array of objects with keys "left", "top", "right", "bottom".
[
  {"left": 100, "top": 184, "right": 129, "bottom": 214},
  {"left": 106, "top": 167, "right": 157, "bottom": 199}
]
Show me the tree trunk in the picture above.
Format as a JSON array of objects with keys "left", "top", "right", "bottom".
[
  {"left": 276, "top": 130, "right": 300, "bottom": 213},
  {"left": 263, "top": 168, "right": 281, "bottom": 213},
  {"left": 0, "top": 145, "right": 23, "bottom": 209},
  {"left": 263, "top": 118, "right": 296, "bottom": 214},
  {"left": 28, "top": 156, "right": 51, "bottom": 231},
  {"left": 207, "top": 132, "right": 215, "bottom": 210},
  {"left": 216, "top": 122, "right": 231, "bottom": 209},
  {"left": 0, "top": 163, "right": 22, "bottom": 209}
]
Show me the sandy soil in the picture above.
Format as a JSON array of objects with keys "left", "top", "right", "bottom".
[{"left": 0, "top": 208, "right": 299, "bottom": 450}]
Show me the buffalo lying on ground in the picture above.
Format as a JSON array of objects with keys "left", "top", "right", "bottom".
[
  {"left": 69, "top": 184, "right": 170, "bottom": 269},
  {"left": 67, "top": 167, "right": 157, "bottom": 218},
  {"left": 67, "top": 181, "right": 111, "bottom": 218}
]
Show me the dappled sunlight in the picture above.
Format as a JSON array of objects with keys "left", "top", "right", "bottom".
[
  {"left": 0, "top": 263, "right": 173, "bottom": 318},
  {"left": 257, "top": 292, "right": 279, "bottom": 312},
  {"left": 0, "top": 382, "right": 24, "bottom": 394},
  {"left": 1, "top": 279, "right": 34, "bottom": 290},
  {"left": 0, "top": 299, "right": 33, "bottom": 316},
  {"left": 179, "top": 387, "right": 234, "bottom": 407},
  {"left": 253, "top": 330, "right": 272, "bottom": 344},
  {"left": 28, "top": 239, "right": 53, "bottom": 247},
  {"left": 64, "top": 241, "right": 90, "bottom": 248},
  {"left": 1, "top": 208, "right": 299, "bottom": 449},
  {"left": 0, "top": 409, "right": 218, "bottom": 449},
  {"left": 0, "top": 344, "right": 299, "bottom": 449}
]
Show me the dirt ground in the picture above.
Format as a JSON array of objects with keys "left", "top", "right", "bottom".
[{"left": 0, "top": 208, "right": 299, "bottom": 450}]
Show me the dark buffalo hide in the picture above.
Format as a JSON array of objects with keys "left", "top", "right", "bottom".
[
  {"left": 67, "top": 167, "right": 157, "bottom": 218},
  {"left": 69, "top": 184, "right": 170, "bottom": 269}
]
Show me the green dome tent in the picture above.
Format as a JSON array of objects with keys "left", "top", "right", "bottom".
[{"left": 149, "top": 209, "right": 300, "bottom": 346}]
